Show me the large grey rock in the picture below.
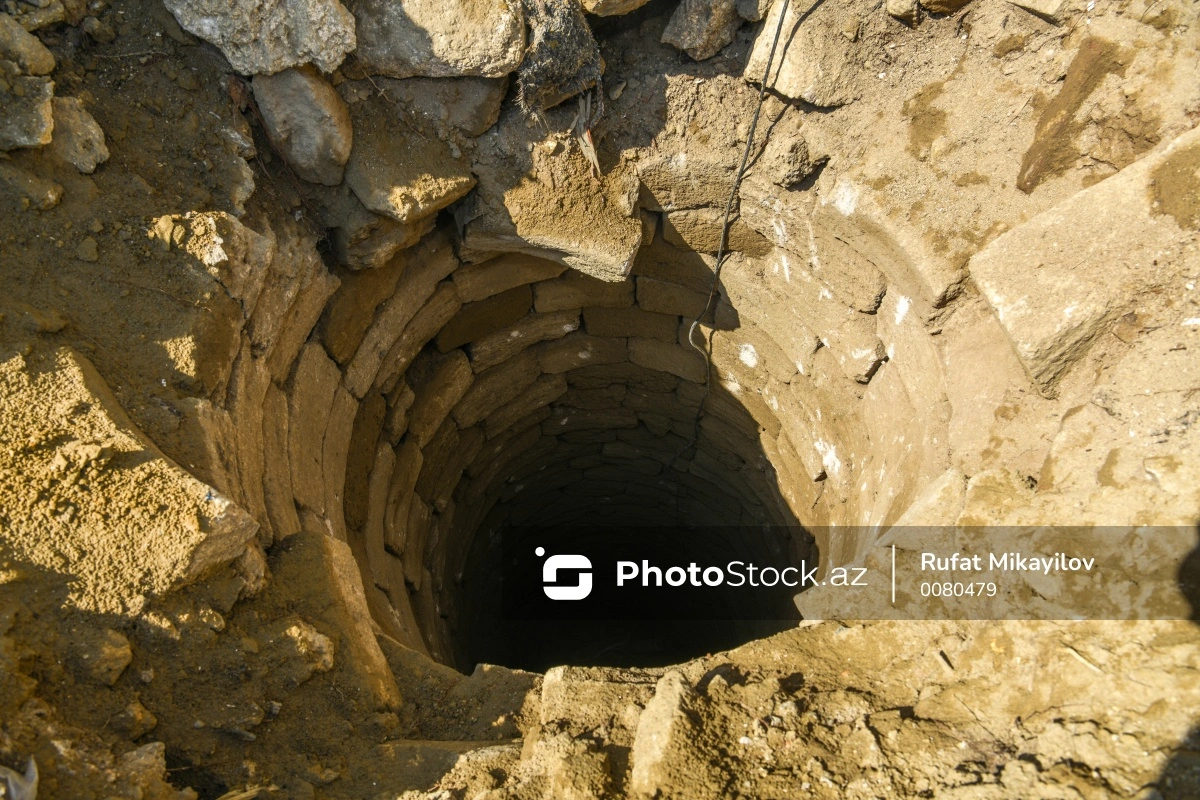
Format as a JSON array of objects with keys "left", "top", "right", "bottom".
[
  {"left": 0, "top": 13, "right": 55, "bottom": 75},
  {"left": 48, "top": 96, "right": 109, "bottom": 173},
  {"left": 744, "top": 0, "right": 862, "bottom": 107},
  {"left": 0, "top": 66, "right": 53, "bottom": 151},
  {"left": 343, "top": 100, "right": 475, "bottom": 225},
  {"left": 662, "top": 0, "right": 742, "bottom": 61},
  {"left": 253, "top": 66, "right": 351, "bottom": 186},
  {"left": 161, "top": 0, "right": 355, "bottom": 74},
  {"left": 973, "top": 125, "right": 1200, "bottom": 392},
  {"left": 349, "top": 0, "right": 524, "bottom": 79}
]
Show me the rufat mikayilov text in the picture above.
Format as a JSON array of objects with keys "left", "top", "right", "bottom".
[{"left": 921, "top": 552, "right": 1097, "bottom": 575}]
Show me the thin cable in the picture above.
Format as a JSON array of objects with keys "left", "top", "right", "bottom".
[{"left": 669, "top": 0, "right": 793, "bottom": 472}]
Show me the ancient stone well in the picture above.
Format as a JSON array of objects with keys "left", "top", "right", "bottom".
[
  {"left": 208, "top": 111, "right": 1200, "bottom": 675},
  {"left": 43, "top": 0, "right": 1192, "bottom": 681},
  {"left": 2, "top": 0, "right": 1199, "bottom": 794},
  {"left": 291, "top": 228, "right": 864, "bottom": 673}
]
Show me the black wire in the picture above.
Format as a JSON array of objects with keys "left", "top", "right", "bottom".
[{"left": 668, "top": 0, "right": 794, "bottom": 472}]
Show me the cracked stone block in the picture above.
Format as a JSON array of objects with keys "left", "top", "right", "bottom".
[{"left": 162, "top": 0, "right": 355, "bottom": 74}]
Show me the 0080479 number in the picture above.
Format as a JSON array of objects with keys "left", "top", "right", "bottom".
[{"left": 920, "top": 582, "right": 998, "bottom": 598}]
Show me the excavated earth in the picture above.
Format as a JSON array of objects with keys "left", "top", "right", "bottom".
[{"left": 1, "top": 0, "right": 1199, "bottom": 797}]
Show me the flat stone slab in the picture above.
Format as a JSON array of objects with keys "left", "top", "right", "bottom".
[
  {"left": 463, "top": 109, "right": 643, "bottom": 282},
  {"left": 971, "top": 125, "right": 1200, "bottom": 392},
  {"left": 343, "top": 99, "right": 475, "bottom": 225},
  {"left": 744, "top": 0, "right": 863, "bottom": 107},
  {"left": 162, "top": 0, "right": 355, "bottom": 74},
  {"left": 584, "top": 0, "right": 653, "bottom": 14}
]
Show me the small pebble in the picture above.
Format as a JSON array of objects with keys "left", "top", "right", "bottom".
[
  {"left": 75, "top": 236, "right": 99, "bottom": 262},
  {"left": 81, "top": 16, "right": 116, "bottom": 43}
]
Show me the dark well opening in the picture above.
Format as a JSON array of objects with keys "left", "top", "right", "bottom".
[
  {"left": 335, "top": 228, "right": 830, "bottom": 673},
  {"left": 447, "top": 379, "right": 817, "bottom": 674}
]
